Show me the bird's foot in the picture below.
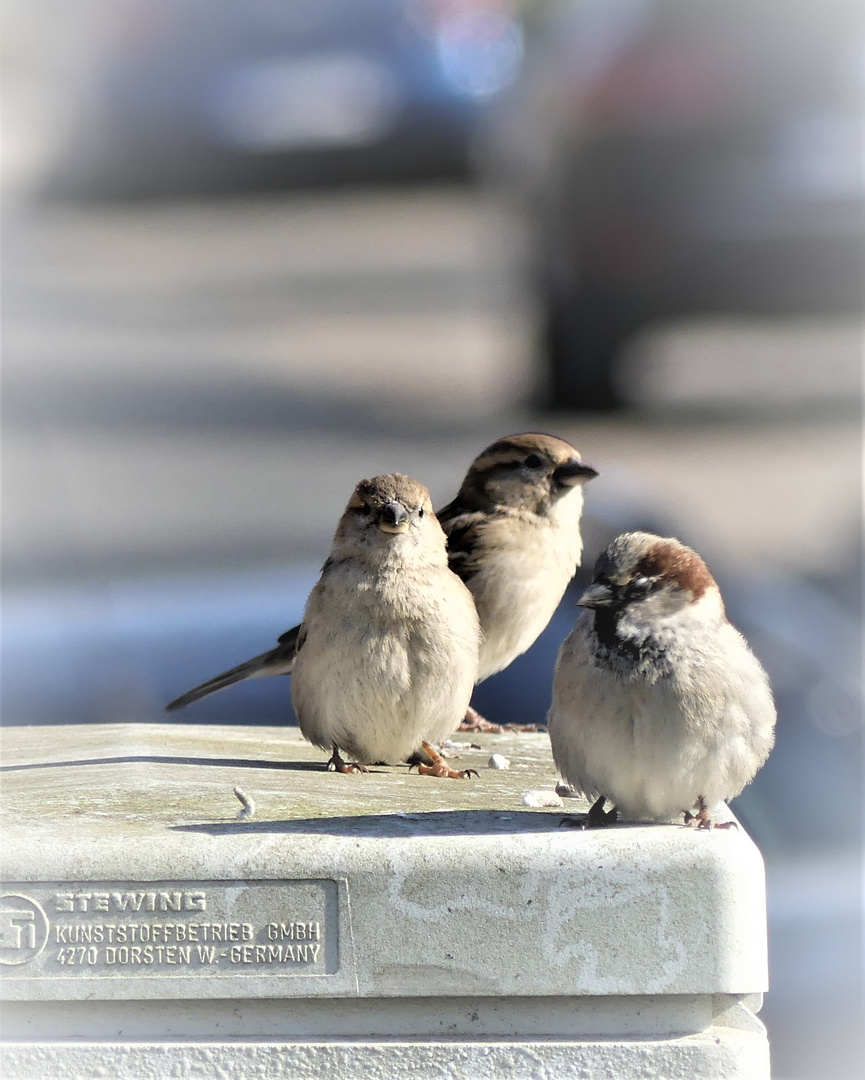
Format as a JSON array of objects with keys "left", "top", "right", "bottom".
[
  {"left": 415, "top": 763, "right": 479, "bottom": 778},
  {"left": 457, "top": 705, "right": 546, "bottom": 734},
  {"left": 683, "top": 798, "right": 736, "bottom": 829},
  {"left": 457, "top": 706, "right": 502, "bottom": 733},
  {"left": 413, "top": 741, "right": 479, "bottom": 779},
  {"left": 326, "top": 747, "right": 368, "bottom": 774},
  {"left": 586, "top": 796, "right": 618, "bottom": 828},
  {"left": 562, "top": 796, "right": 617, "bottom": 829}
]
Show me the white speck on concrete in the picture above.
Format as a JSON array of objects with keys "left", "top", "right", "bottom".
[
  {"left": 522, "top": 790, "right": 563, "bottom": 807},
  {"left": 234, "top": 786, "right": 256, "bottom": 819}
]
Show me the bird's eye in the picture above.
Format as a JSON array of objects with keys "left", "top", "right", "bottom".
[
  {"left": 629, "top": 575, "right": 656, "bottom": 596},
  {"left": 418, "top": 506, "right": 425, "bottom": 518},
  {"left": 356, "top": 503, "right": 372, "bottom": 516},
  {"left": 524, "top": 454, "right": 543, "bottom": 468}
]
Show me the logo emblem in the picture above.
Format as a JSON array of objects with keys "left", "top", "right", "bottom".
[{"left": 0, "top": 894, "right": 50, "bottom": 966}]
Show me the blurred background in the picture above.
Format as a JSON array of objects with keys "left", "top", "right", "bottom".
[{"left": 2, "top": 1, "right": 862, "bottom": 1076}]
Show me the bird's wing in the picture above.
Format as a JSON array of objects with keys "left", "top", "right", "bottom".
[
  {"left": 439, "top": 508, "right": 491, "bottom": 585},
  {"left": 277, "top": 624, "right": 302, "bottom": 652}
]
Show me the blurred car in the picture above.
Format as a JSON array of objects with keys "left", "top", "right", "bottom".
[
  {"left": 43, "top": 0, "right": 525, "bottom": 197},
  {"left": 480, "top": 0, "right": 865, "bottom": 408}
]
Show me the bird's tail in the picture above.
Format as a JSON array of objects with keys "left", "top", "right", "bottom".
[{"left": 165, "top": 626, "right": 300, "bottom": 712}]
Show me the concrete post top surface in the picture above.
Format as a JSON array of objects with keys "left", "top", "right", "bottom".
[{"left": 0, "top": 723, "right": 768, "bottom": 1001}]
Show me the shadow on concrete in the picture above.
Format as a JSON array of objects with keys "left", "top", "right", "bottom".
[
  {"left": 0, "top": 754, "right": 327, "bottom": 774},
  {"left": 173, "top": 808, "right": 597, "bottom": 837}
]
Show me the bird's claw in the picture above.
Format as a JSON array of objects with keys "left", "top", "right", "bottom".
[
  {"left": 458, "top": 716, "right": 545, "bottom": 735},
  {"left": 458, "top": 705, "right": 544, "bottom": 734},
  {"left": 458, "top": 716, "right": 502, "bottom": 733},
  {"left": 326, "top": 748, "right": 368, "bottom": 774},
  {"left": 684, "top": 814, "right": 737, "bottom": 830},
  {"left": 416, "top": 763, "right": 479, "bottom": 779},
  {"left": 684, "top": 799, "right": 737, "bottom": 829},
  {"left": 415, "top": 740, "right": 480, "bottom": 779},
  {"left": 586, "top": 796, "right": 618, "bottom": 828}
]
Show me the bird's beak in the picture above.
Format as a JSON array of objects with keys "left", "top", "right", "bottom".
[
  {"left": 378, "top": 501, "right": 411, "bottom": 534},
  {"left": 553, "top": 458, "right": 599, "bottom": 488},
  {"left": 577, "top": 582, "right": 616, "bottom": 608}
]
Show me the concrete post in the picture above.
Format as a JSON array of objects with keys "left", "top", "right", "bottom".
[{"left": 0, "top": 724, "right": 770, "bottom": 1079}]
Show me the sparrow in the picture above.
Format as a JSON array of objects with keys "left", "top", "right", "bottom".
[
  {"left": 436, "top": 432, "right": 597, "bottom": 730},
  {"left": 167, "top": 433, "right": 596, "bottom": 733},
  {"left": 547, "top": 532, "right": 776, "bottom": 828},
  {"left": 168, "top": 474, "right": 481, "bottom": 777}
]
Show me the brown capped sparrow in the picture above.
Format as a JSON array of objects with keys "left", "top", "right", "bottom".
[
  {"left": 547, "top": 532, "right": 776, "bottom": 828},
  {"left": 168, "top": 475, "right": 481, "bottom": 777},
  {"left": 168, "top": 433, "right": 596, "bottom": 735}
]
